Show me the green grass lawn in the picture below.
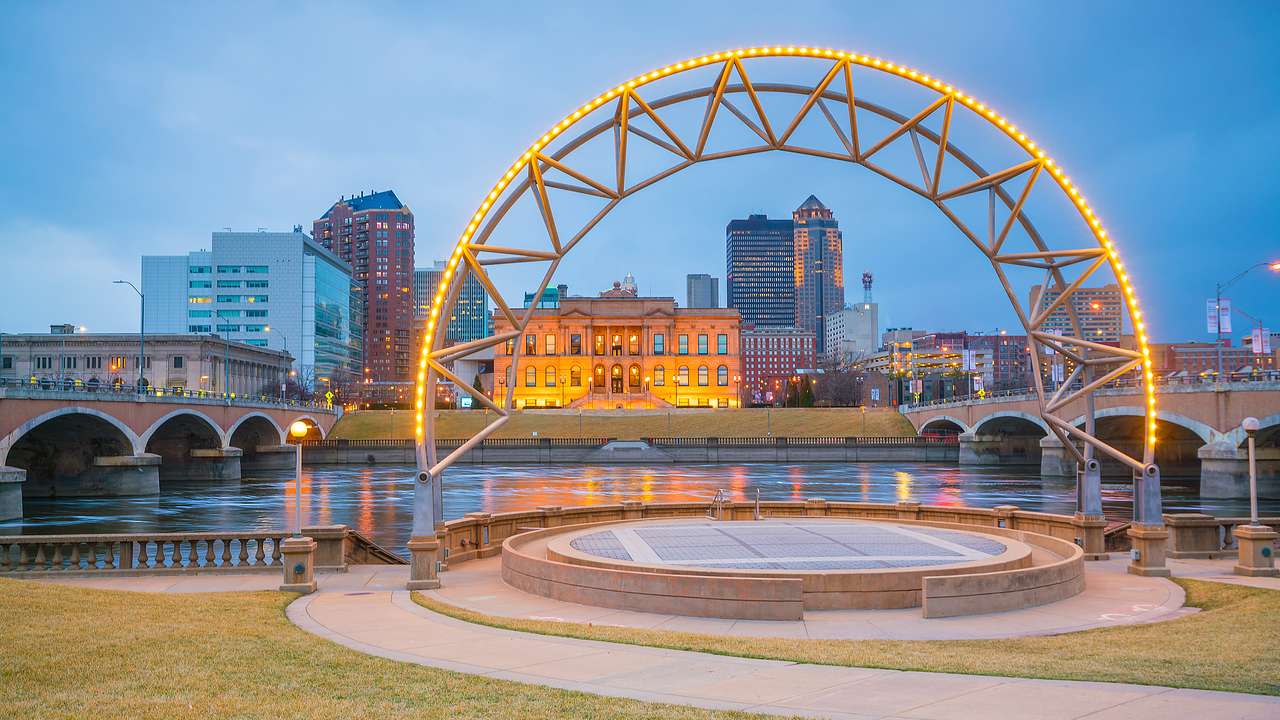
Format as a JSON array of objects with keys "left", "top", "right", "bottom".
[
  {"left": 0, "top": 578, "right": 777, "bottom": 720},
  {"left": 331, "top": 407, "right": 915, "bottom": 440},
  {"left": 415, "top": 579, "right": 1280, "bottom": 696}
]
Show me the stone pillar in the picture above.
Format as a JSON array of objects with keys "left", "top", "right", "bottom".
[
  {"left": 621, "top": 500, "right": 644, "bottom": 520},
  {"left": 1126, "top": 525, "right": 1171, "bottom": 577},
  {"left": 242, "top": 445, "right": 296, "bottom": 471},
  {"left": 59, "top": 454, "right": 161, "bottom": 497},
  {"left": 1071, "top": 514, "right": 1109, "bottom": 560},
  {"left": 538, "top": 505, "right": 565, "bottom": 528},
  {"left": 0, "top": 466, "right": 25, "bottom": 521},
  {"left": 804, "top": 498, "right": 828, "bottom": 517},
  {"left": 1164, "top": 513, "right": 1227, "bottom": 559},
  {"left": 304, "top": 525, "right": 349, "bottom": 572},
  {"left": 183, "top": 447, "right": 243, "bottom": 481},
  {"left": 1040, "top": 436, "right": 1076, "bottom": 477},
  {"left": 957, "top": 433, "right": 991, "bottom": 465},
  {"left": 1233, "top": 524, "right": 1279, "bottom": 577},
  {"left": 464, "top": 512, "right": 492, "bottom": 555},
  {"left": 992, "top": 505, "right": 1019, "bottom": 530},
  {"left": 895, "top": 501, "right": 921, "bottom": 520},
  {"left": 1200, "top": 443, "right": 1280, "bottom": 499},
  {"left": 279, "top": 536, "right": 317, "bottom": 593},
  {"left": 406, "top": 537, "right": 441, "bottom": 590}
]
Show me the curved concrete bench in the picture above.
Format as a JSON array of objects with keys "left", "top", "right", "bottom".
[{"left": 922, "top": 529, "right": 1085, "bottom": 618}]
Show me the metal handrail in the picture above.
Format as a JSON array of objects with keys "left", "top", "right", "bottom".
[{"left": 0, "top": 377, "right": 335, "bottom": 412}]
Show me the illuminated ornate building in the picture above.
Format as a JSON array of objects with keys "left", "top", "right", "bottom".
[
  {"left": 792, "top": 195, "right": 844, "bottom": 353},
  {"left": 493, "top": 279, "right": 742, "bottom": 409}
]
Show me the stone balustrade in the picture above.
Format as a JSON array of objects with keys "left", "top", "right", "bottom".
[
  {"left": 1165, "top": 513, "right": 1280, "bottom": 559},
  {"left": 0, "top": 525, "right": 404, "bottom": 576}
]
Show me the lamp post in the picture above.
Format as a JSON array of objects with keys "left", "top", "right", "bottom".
[
  {"left": 1244, "top": 417, "right": 1261, "bottom": 527},
  {"left": 1214, "top": 261, "right": 1280, "bottom": 381},
  {"left": 1234, "top": 416, "right": 1278, "bottom": 577},
  {"left": 280, "top": 419, "right": 318, "bottom": 594},
  {"left": 112, "top": 280, "right": 144, "bottom": 391},
  {"left": 288, "top": 420, "right": 309, "bottom": 536}
]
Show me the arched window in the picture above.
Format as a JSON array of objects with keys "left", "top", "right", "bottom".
[
  {"left": 677, "top": 366, "right": 689, "bottom": 386},
  {"left": 593, "top": 364, "right": 605, "bottom": 388},
  {"left": 717, "top": 365, "right": 728, "bottom": 386},
  {"left": 654, "top": 366, "right": 665, "bottom": 386},
  {"left": 525, "top": 365, "right": 537, "bottom": 387},
  {"left": 629, "top": 364, "right": 641, "bottom": 387},
  {"left": 610, "top": 364, "right": 624, "bottom": 393},
  {"left": 545, "top": 367, "right": 556, "bottom": 386},
  {"left": 697, "top": 365, "right": 709, "bottom": 386},
  {"left": 570, "top": 365, "right": 582, "bottom": 387}
]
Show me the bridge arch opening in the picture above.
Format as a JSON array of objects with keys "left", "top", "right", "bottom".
[
  {"left": 228, "top": 414, "right": 285, "bottom": 460},
  {"left": 919, "top": 417, "right": 966, "bottom": 437},
  {"left": 1089, "top": 415, "right": 1202, "bottom": 478},
  {"left": 143, "top": 411, "right": 225, "bottom": 482},
  {"left": 968, "top": 413, "right": 1048, "bottom": 466},
  {"left": 4, "top": 411, "right": 139, "bottom": 497}
]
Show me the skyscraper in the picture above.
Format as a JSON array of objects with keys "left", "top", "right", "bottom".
[
  {"left": 686, "top": 273, "right": 720, "bottom": 309},
  {"left": 1028, "top": 283, "right": 1124, "bottom": 344},
  {"left": 725, "top": 213, "right": 795, "bottom": 328},
  {"left": 313, "top": 190, "right": 415, "bottom": 382},
  {"left": 414, "top": 261, "right": 489, "bottom": 344},
  {"left": 792, "top": 195, "right": 844, "bottom": 353}
]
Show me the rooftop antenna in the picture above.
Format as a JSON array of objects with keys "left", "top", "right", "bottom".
[{"left": 862, "top": 271, "right": 874, "bottom": 304}]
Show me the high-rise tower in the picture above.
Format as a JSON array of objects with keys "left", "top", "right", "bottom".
[
  {"left": 792, "top": 195, "right": 844, "bottom": 353},
  {"left": 313, "top": 190, "right": 415, "bottom": 383},
  {"left": 725, "top": 213, "right": 795, "bottom": 328}
]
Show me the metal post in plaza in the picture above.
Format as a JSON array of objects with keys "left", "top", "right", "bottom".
[{"left": 1233, "top": 417, "right": 1278, "bottom": 576}]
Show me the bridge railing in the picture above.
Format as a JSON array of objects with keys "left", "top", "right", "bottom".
[
  {"left": 899, "top": 373, "right": 1280, "bottom": 411},
  {"left": 643, "top": 436, "right": 957, "bottom": 448},
  {"left": 303, "top": 437, "right": 616, "bottom": 449},
  {"left": 0, "top": 377, "right": 336, "bottom": 413}
]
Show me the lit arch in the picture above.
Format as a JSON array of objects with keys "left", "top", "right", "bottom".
[{"left": 413, "top": 46, "right": 1160, "bottom": 522}]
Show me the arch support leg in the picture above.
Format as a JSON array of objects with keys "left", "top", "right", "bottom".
[
  {"left": 1072, "top": 458, "right": 1108, "bottom": 560},
  {"left": 408, "top": 470, "right": 442, "bottom": 590},
  {"left": 1127, "top": 464, "right": 1170, "bottom": 577}
]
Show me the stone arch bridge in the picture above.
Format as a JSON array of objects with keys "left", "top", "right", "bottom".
[
  {"left": 902, "top": 381, "right": 1280, "bottom": 498},
  {"left": 0, "top": 386, "right": 338, "bottom": 519}
]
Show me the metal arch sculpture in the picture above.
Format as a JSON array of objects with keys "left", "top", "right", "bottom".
[{"left": 411, "top": 46, "right": 1164, "bottom": 541}]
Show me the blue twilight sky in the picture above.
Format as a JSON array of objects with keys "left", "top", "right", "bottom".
[{"left": 1, "top": 1, "right": 1277, "bottom": 341}]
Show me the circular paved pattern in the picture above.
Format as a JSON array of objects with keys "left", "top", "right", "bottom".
[{"left": 569, "top": 520, "right": 1008, "bottom": 571}]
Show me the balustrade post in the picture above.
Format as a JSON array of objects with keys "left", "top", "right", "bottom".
[{"left": 279, "top": 536, "right": 318, "bottom": 593}]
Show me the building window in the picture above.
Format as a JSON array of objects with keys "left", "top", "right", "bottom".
[
  {"left": 629, "top": 364, "right": 641, "bottom": 387},
  {"left": 216, "top": 324, "right": 240, "bottom": 332},
  {"left": 246, "top": 280, "right": 268, "bottom": 288},
  {"left": 678, "top": 335, "right": 689, "bottom": 355},
  {"left": 35, "top": 356, "right": 53, "bottom": 370},
  {"left": 189, "top": 296, "right": 212, "bottom": 304},
  {"left": 570, "top": 334, "right": 582, "bottom": 355},
  {"left": 717, "top": 334, "right": 728, "bottom": 354},
  {"left": 189, "top": 310, "right": 212, "bottom": 318},
  {"left": 216, "top": 295, "right": 241, "bottom": 303},
  {"left": 594, "top": 334, "right": 605, "bottom": 355},
  {"left": 545, "top": 334, "right": 556, "bottom": 355},
  {"left": 697, "top": 335, "right": 709, "bottom": 354},
  {"left": 63, "top": 356, "right": 77, "bottom": 370},
  {"left": 593, "top": 364, "right": 605, "bottom": 388},
  {"left": 654, "top": 366, "right": 665, "bottom": 386},
  {"left": 172, "top": 356, "right": 185, "bottom": 369},
  {"left": 245, "top": 266, "right": 268, "bottom": 273},
  {"left": 216, "top": 310, "right": 241, "bottom": 317},
  {"left": 189, "top": 266, "right": 211, "bottom": 274},
  {"left": 1, "top": 356, "right": 11, "bottom": 370},
  {"left": 611, "top": 334, "right": 623, "bottom": 356},
  {"left": 189, "top": 280, "right": 212, "bottom": 288},
  {"left": 698, "top": 365, "right": 709, "bottom": 386},
  {"left": 525, "top": 334, "right": 536, "bottom": 356},
  {"left": 109, "top": 355, "right": 127, "bottom": 371},
  {"left": 678, "top": 365, "right": 689, "bottom": 386},
  {"left": 85, "top": 356, "right": 102, "bottom": 370},
  {"left": 611, "top": 364, "right": 623, "bottom": 392},
  {"left": 525, "top": 366, "right": 537, "bottom": 387},
  {"left": 628, "top": 334, "right": 640, "bottom": 355},
  {"left": 245, "top": 309, "right": 267, "bottom": 318},
  {"left": 218, "top": 280, "right": 242, "bottom": 288},
  {"left": 504, "top": 339, "right": 515, "bottom": 355},
  {"left": 217, "top": 265, "right": 240, "bottom": 273},
  {"left": 717, "top": 365, "right": 728, "bottom": 386},
  {"left": 545, "top": 367, "right": 556, "bottom": 386},
  {"left": 245, "top": 295, "right": 268, "bottom": 303},
  {"left": 653, "top": 333, "right": 665, "bottom": 355},
  {"left": 570, "top": 365, "right": 582, "bottom": 387}
]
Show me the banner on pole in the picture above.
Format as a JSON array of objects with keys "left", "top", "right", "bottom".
[
  {"left": 1251, "top": 327, "right": 1272, "bottom": 355},
  {"left": 1207, "top": 298, "right": 1232, "bottom": 334}
]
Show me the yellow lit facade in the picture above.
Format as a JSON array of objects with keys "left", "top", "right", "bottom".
[{"left": 493, "top": 292, "right": 742, "bottom": 409}]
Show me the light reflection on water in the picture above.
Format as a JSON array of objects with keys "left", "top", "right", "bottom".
[{"left": 4, "top": 463, "right": 1275, "bottom": 557}]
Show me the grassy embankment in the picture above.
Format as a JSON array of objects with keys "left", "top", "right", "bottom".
[
  {"left": 415, "top": 579, "right": 1280, "bottom": 696},
  {"left": 331, "top": 407, "right": 915, "bottom": 440},
  {"left": 0, "top": 578, "right": 772, "bottom": 720}
]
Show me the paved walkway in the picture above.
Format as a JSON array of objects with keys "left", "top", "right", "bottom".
[{"left": 290, "top": 587, "right": 1280, "bottom": 719}]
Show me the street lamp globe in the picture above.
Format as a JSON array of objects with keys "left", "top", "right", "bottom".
[
  {"left": 290, "top": 421, "right": 310, "bottom": 439},
  {"left": 1242, "top": 417, "right": 1260, "bottom": 435}
]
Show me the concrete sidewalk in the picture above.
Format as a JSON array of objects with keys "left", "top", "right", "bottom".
[{"left": 289, "top": 589, "right": 1279, "bottom": 719}]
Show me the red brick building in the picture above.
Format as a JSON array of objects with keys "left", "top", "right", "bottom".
[
  {"left": 741, "top": 327, "right": 816, "bottom": 404},
  {"left": 314, "top": 190, "right": 415, "bottom": 384}
]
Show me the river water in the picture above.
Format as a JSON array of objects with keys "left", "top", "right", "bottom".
[{"left": 4, "top": 463, "right": 1275, "bottom": 555}]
